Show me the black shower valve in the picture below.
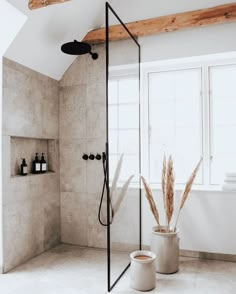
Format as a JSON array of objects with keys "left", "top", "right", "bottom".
[
  {"left": 82, "top": 153, "right": 89, "bottom": 160},
  {"left": 83, "top": 153, "right": 102, "bottom": 161},
  {"left": 95, "top": 153, "right": 101, "bottom": 160},
  {"left": 89, "top": 153, "right": 95, "bottom": 160}
]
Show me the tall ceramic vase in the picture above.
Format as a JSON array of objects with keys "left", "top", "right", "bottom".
[{"left": 151, "top": 226, "right": 179, "bottom": 274}]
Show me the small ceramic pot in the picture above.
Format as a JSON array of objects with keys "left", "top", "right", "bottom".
[
  {"left": 151, "top": 226, "right": 179, "bottom": 274},
  {"left": 130, "top": 250, "right": 156, "bottom": 291}
]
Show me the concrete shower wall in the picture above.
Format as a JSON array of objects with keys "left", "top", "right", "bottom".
[
  {"left": 59, "top": 45, "right": 107, "bottom": 248},
  {"left": 2, "top": 58, "right": 60, "bottom": 272}
]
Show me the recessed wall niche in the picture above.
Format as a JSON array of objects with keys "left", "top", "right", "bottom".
[{"left": 11, "top": 136, "right": 57, "bottom": 177}]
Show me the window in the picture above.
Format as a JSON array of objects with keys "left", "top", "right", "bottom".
[
  {"left": 108, "top": 54, "right": 236, "bottom": 189},
  {"left": 148, "top": 68, "right": 203, "bottom": 184},
  {"left": 144, "top": 56, "right": 236, "bottom": 188},
  {"left": 108, "top": 75, "right": 139, "bottom": 182},
  {"left": 210, "top": 64, "right": 236, "bottom": 184}
]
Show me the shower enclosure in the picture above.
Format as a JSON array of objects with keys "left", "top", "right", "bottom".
[{"left": 105, "top": 3, "right": 141, "bottom": 292}]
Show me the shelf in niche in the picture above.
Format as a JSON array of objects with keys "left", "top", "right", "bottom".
[
  {"left": 11, "top": 171, "right": 56, "bottom": 179},
  {"left": 10, "top": 136, "right": 58, "bottom": 177}
]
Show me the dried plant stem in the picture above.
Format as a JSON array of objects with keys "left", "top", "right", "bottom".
[
  {"left": 162, "top": 154, "right": 167, "bottom": 211},
  {"left": 174, "top": 158, "right": 203, "bottom": 231},
  {"left": 165, "top": 156, "right": 174, "bottom": 232},
  {"left": 141, "top": 176, "right": 160, "bottom": 226}
]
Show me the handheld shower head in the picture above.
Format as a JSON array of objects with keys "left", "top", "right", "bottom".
[{"left": 61, "top": 40, "right": 98, "bottom": 60}]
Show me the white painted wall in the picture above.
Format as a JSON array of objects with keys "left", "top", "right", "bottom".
[
  {"left": 139, "top": 23, "right": 236, "bottom": 63},
  {"left": 6, "top": 0, "right": 236, "bottom": 79},
  {"left": 113, "top": 1, "right": 236, "bottom": 257},
  {"left": 0, "top": 0, "right": 27, "bottom": 273},
  {"left": 108, "top": 16, "right": 236, "bottom": 255},
  {"left": 142, "top": 189, "right": 236, "bottom": 255},
  {"left": 138, "top": 19, "right": 236, "bottom": 255}
]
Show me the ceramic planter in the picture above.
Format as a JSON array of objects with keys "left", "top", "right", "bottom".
[
  {"left": 130, "top": 250, "right": 156, "bottom": 291},
  {"left": 151, "top": 226, "right": 179, "bottom": 274}
]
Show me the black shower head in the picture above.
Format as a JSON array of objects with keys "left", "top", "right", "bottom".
[{"left": 61, "top": 40, "right": 98, "bottom": 60}]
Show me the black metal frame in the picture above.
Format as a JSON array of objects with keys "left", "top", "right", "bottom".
[{"left": 105, "top": 2, "right": 141, "bottom": 292}]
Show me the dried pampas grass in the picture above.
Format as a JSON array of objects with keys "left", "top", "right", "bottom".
[
  {"left": 141, "top": 176, "right": 160, "bottom": 225},
  {"left": 141, "top": 155, "right": 202, "bottom": 233},
  {"left": 165, "top": 156, "right": 174, "bottom": 231},
  {"left": 162, "top": 155, "right": 167, "bottom": 210},
  {"left": 174, "top": 157, "right": 203, "bottom": 231}
]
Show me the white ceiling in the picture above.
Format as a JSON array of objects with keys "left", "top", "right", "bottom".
[
  {"left": 5, "top": 0, "right": 236, "bottom": 80},
  {"left": 5, "top": 0, "right": 106, "bottom": 80}
]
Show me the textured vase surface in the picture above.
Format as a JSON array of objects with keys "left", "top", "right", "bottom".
[
  {"left": 151, "top": 226, "right": 179, "bottom": 274},
  {"left": 130, "top": 250, "right": 156, "bottom": 291}
]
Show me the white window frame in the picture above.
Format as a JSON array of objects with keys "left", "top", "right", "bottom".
[
  {"left": 142, "top": 53, "right": 236, "bottom": 191},
  {"left": 108, "top": 64, "right": 140, "bottom": 184},
  {"left": 108, "top": 52, "right": 236, "bottom": 191},
  {"left": 208, "top": 63, "right": 236, "bottom": 185}
]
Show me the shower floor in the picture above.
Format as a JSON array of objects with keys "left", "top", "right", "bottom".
[{"left": 0, "top": 244, "right": 235, "bottom": 294}]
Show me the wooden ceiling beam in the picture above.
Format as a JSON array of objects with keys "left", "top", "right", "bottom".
[
  {"left": 83, "top": 3, "right": 236, "bottom": 44},
  {"left": 28, "top": 0, "right": 71, "bottom": 10}
]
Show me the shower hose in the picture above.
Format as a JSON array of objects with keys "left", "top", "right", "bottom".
[{"left": 98, "top": 152, "right": 113, "bottom": 226}]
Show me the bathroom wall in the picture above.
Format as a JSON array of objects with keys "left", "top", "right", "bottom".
[
  {"left": 2, "top": 58, "right": 60, "bottom": 272},
  {"left": 0, "top": 1, "right": 27, "bottom": 273},
  {"left": 59, "top": 40, "right": 236, "bottom": 257},
  {"left": 59, "top": 45, "right": 107, "bottom": 248},
  {"left": 137, "top": 17, "right": 236, "bottom": 256}
]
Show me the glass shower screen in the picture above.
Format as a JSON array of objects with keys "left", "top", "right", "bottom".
[{"left": 105, "top": 3, "right": 141, "bottom": 292}]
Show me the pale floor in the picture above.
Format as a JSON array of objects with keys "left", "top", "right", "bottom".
[{"left": 0, "top": 244, "right": 236, "bottom": 294}]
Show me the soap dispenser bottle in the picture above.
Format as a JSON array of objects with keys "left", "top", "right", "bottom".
[
  {"left": 40, "top": 153, "right": 47, "bottom": 173},
  {"left": 20, "top": 158, "right": 28, "bottom": 176},
  {"left": 33, "top": 153, "right": 41, "bottom": 174}
]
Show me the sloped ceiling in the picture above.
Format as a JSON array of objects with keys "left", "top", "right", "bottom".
[
  {"left": 5, "top": 0, "right": 106, "bottom": 80},
  {"left": 5, "top": 0, "right": 236, "bottom": 80}
]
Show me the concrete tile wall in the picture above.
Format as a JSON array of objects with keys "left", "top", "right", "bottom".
[
  {"left": 59, "top": 44, "right": 106, "bottom": 248},
  {"left": 2, "top": 58, "right": 60, "bottom": 272}
]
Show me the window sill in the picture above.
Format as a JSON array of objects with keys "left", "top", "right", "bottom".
[
  {"left": 110, "top": 182, "right": 236, "bottom": 193},
  {"left": 149, "top": 183, "right": 234, "bottom": 193}
]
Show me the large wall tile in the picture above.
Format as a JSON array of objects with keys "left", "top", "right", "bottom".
[
  {"left": 86, "top": 106, "right": 106, "bottom": 139},
  {"left": 60, "top": 139, "right": 86, "bottom": 193},
  {"left": 2, "top": 136, "right": 10, "bottom": 199},
  {"left": 44, "top": 193, "right": 61, "bottom": 251},
  {"left": 87, "top": 44, "right": 105, "bottom": 85},
  {"left": 60, "top": 56, "right": 88, "bottom": 87},
  {"left": 2, "top": 59, "right": 60, "bottom": 272},
  {"left": 86, "top": 138, "right": 105, "bottom": 194},
  {"left": 3, "top": 61, "right": 59, "bottom": 139},
  {"left": 59, "top": 85, "right": 87, "bottom": 139},
  {"left": 3, "top": 199, "right": 44, "bottom": 272},
  {"left": 87, "top": 193, "right": 106, "bottom": 249},
  {"left": 60, "top": 192, "right": 88, "bottom": 246},
  {"left": 42, "top": 86, "right": 59, "bottom": 139},
  {"left": 86, "top": 83, "right": 105, "bottom": 108},
  {"left": 59, "top": 44, "right": 106, "bottom": 248}
]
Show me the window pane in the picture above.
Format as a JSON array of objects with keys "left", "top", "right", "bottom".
[
  {"left": 109, "top": 105, "right": 118, "bottom": 129},
  {"left": 108, "top": 80, "right": 118, "bottom": 104},
  {"left": 109, "top": 130, "right": 118, "bottom": 154},
  {"left": 119, "top": 104, "right": 139, "bottom": 129},
  {"left": 119, "top": 130, "right": 139, "bottom": 154},
  {"left": 210, "top": 65, "right": 236, "bottom": 184},
  {"left": 118, "top": 78, "right": 139, "bottom": 103},
  {"left": 109, "top": 154, "right": 118, "bottom": 181},
  {"left": 149, "top": 69, "right": 202, "bottom": 184},
  {"left": 108, "top": 75, "right": 140, "bottom": 184},
  {"left": 119, "top": 155, "right": 139, "bottom": 182}
]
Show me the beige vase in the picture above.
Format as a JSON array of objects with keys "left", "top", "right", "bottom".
[
  {"left": 151, "top": 226, "right": 179, "bottom": 274},
  {"left": 130, "top": 250, "right": 156, "bottom": 291}
]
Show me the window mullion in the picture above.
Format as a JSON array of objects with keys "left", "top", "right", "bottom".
[{"left": 202, "top": 65, "right": 211, "bottom": 186}]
